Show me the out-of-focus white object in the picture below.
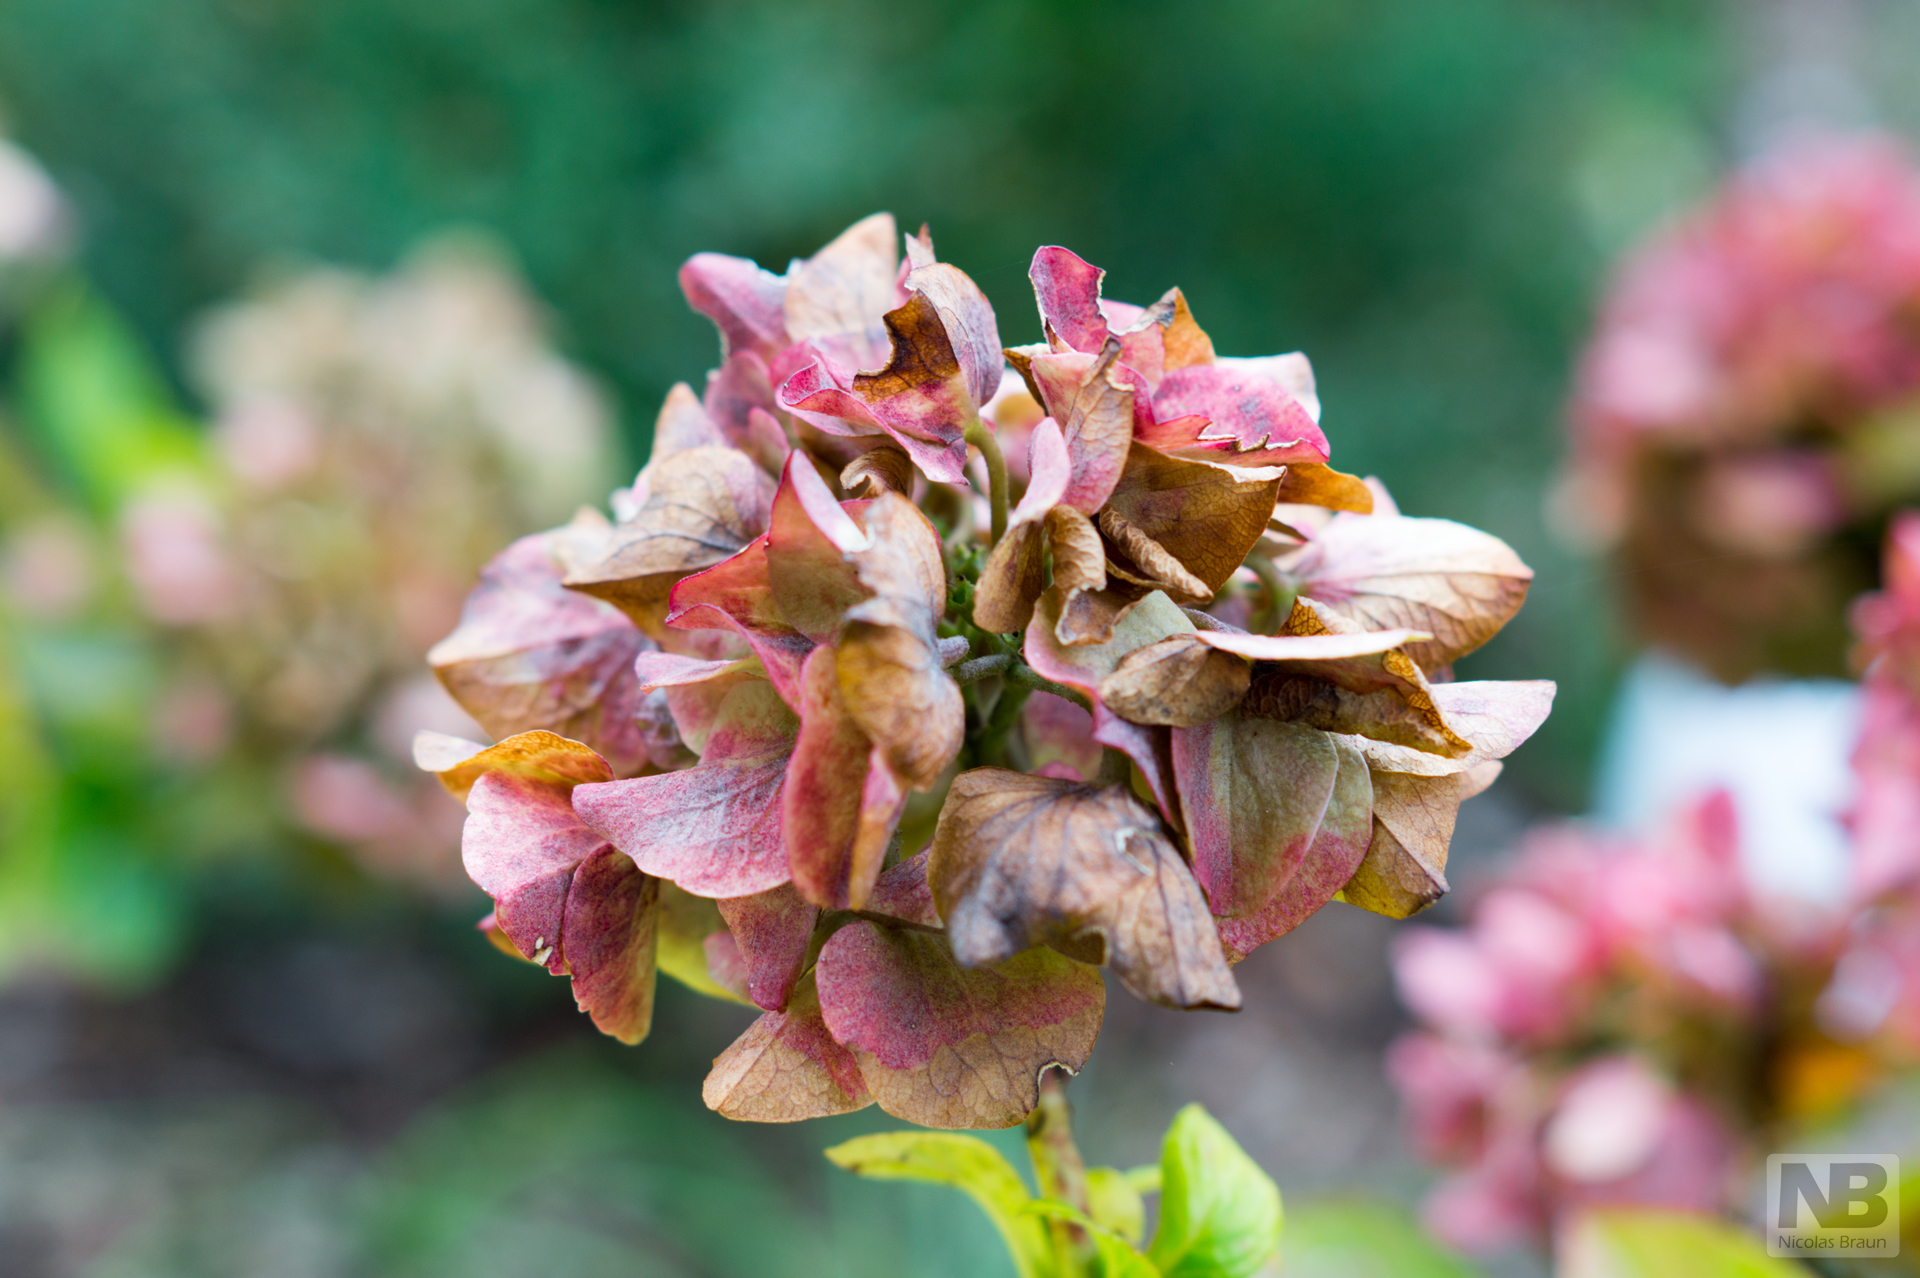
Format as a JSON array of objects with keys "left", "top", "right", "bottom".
[
  {"left": 1593, "top": 652, "right": 1859, "bottom": 903},
  {"left": 0, "top": 138, "right": 67, "bottom": 262}
]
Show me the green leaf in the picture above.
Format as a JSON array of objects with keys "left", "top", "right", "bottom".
[
  {"left": 826, "top": 1131, "right": 1051, "bottom": 1278},
  {"left": 1087, "top": 1166, "right": 1147, "bottom": 1247},
  {"left": 1280, "top": 1199, "right": 1484, "bottom": 1277},
  {"left": 17, "top": 283, "right": 209, "bottom": 511},
  {"left": 1124, "top": 1165, "right": 1163, "bottom": 1196},
  {"left": 1136, "top": 1097, "right": 1290, "bottom": 1266},
  {"left": 1147, "top": 1104, "right": 1283, "bottom": 1278},
  {"left": 1560, "top": 1209, "right": 1812, "bottom": 1278}
]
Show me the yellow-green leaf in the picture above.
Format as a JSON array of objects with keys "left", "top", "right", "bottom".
[
  {"left": 1559, "top": 1209, "right": 1811, "bottom": 1278},
  {"left": 1086, "top": 1166, "right": 1147, "bottom": 1248},
  {"left": 825, "top": 1132, "right": 1049, "bottom": 1278}
]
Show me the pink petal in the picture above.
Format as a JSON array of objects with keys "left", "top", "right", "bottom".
[
  {"left": 864, "top": 849, "right": 942, "bottom": 928},
  {"left": 666, "top": 536, "right": 814, "bottom": 706},
  {"left": 428, "top": 525, "right": 659, "bottom": 775},
  {"left": 702, "top": 352, "right": 790, "bottom": 471},
  {"left": 1010, "top": 416, "right": 1072, "bottom": 525},
  {"left": 1030, "top": 246, "right": 1110, "bottom": 353},
  {"left": 558, "top": 845, "right": 661, "bottom": 1043},
  {"left": 718, "top": 882, "right": 818, "bottom": 1011},
  {"left": 782, "top": 646, "right": 899, "bottom": 910},
  {"left": 571, "top": 680, "right": 798, "bottom": 898},
  {"left": 766, "top": 452, "right": 870, "bottom": 641},
  {"left": 679, "top": 252, "right": 791, "bottom": 361},
  {"left": 1148, "top": 364, "right": 1329, "bottom": 465},
  {"left": 814, "top": 919, "right": 1105, "bottom": 1128},
  {"left": 779, "top": 352, "right": 887, "bottom": 434},
  {"left": 464, "top": 770, "right": 613, "bottom": 972},
  {"left": 1211, "top": 733, "right": 1373, "bottom": 957},
  {"left": 1027, "top": 347, "right": 1134, "bottom": 514}
]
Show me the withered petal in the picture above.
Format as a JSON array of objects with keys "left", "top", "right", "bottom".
[
  {"left": 704, "top": 971, "right": 873, "bottom": 1122},
  {"left": 783, "top": 212, "right": 903, "bottom": 373},
  {"left": 1099, "top": 634, "right": 1251, "bottom": 727},
  {"left": 1212, "top": 733, "right": 1374, "bottom": 960},
  {"left": 1277, "top": 513, "right": 1533, "bottom": 669},
  {"left": 930, "top": 769, "right": 1240, "bottom": 1010},
  {"left": 814, "top": 920, "right": 1105, "bottom": 1129},
  {"left": 841, "top": 444, "right": 916, "bottom": 498},
  {"left": 564, "top": 447, "right": 777, "bottom": 636},
  {"left": 1102, "top": 444, "right": 1278, "bottom": 596}
]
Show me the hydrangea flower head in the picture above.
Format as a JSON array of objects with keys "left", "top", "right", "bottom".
[{"left": 423, "top": 215, "right": 1554, "bottom": 1128}]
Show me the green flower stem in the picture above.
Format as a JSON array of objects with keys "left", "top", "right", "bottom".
[
  {"left": 1094, "top": 748, "right": 1133, "bottom": 788},
  {"left": 1026, "top": 1072, "right": 1094, "bottom": 1275},
  {"left": 952, "top": 653, "right": 1014, "bottom": 685},
  {"left": 1004, "top": 662, "right": 1091, "bottom": 714},
  {"left": 964, "top": 419, "right": 1010, "bottom": 548},
  {"left": 1243, "top": 552, "right": 1295, "bottom": 634}
]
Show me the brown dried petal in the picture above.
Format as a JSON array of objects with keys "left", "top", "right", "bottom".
[
  {"left": 930, "top": 769, "right": 1240, "bottom": 1010},
  {"left": 973, "top": 520, "right": 1045, "bottom": 635},
  {"left": 1056, "top": 585, "right": 1152, "bottom": 648},
  {"left": 1102, "top": 444, "right": 1280, "bottom": 595},
  {"left": 841, "top": 444, "right": 916, "bottom": 498},
  {"left": 838, "top": 620, "right": 965, "bottom": 790},
  {"left": 1174, "top": 716, "right": 1344, "bottom": 917},
  {"left": 1344, "top": 681, "right": 1557, "bottom": 776},
  {"left": 1338, "top": 762, "right": 1502, "bottom": 920},
  {"left": 1278, "top": 514, "right": 1533, "bottom": 669},
  {"left": 1212, "top": 733, "right": 1374, "bottom": 959},
  {"left": 1099, "top": 635, "right": 1251, "bottom": 727},
  {"left": 854, "top": 291, "right": 964, "bottom": 400},
  {"left": 1097, "top": 507, "right": 1213, "bottom": 605},
  {"left": 703, "top": 971, "right": 873, "bottom": 1122},
  {"left": 565, "top": 447, "right": 776, "bottom": 635},
  {"left": 1159, "top": 287, "right": 1216, "bottom": 371},
  {"left": 1273, "top": 463, "right": 1374, "bottom": 513},
  {"left": 648, "top": 382, "right": 728, "bottom": 462},
  {"left": 784, "top": 212, "right": 901, "bottom": 372},
  {"left": 846, "top": 493, "right": 948, "bottom": 631},
  {"left": 1047, "top": 504, "right": 1108, "bottom": 605},
  {"left": 1244, "top": 668, "right": 1471, "bottom": 759}
]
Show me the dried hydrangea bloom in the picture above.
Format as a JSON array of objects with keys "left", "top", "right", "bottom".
[
  {"left": 425, "top": 214, "right": 1554, "bottom": 1128},
  {"left": 1386, "top": 793, "right": 1920, "bottom": 1253},
  {"left": 1561, "top": 135, "right": 1920, "bottom": 681},
  {"left": 105, "top": 237, "right": 621, "bottom": 883}
]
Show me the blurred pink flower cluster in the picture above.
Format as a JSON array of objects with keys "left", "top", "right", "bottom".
[
  {"left": 1388, "top": 792, "right": 1912, "bottom": 1253},
  {"left": 1563, "top": 135, "right": 1920, "bottom": 681},
  {"left": 1849, "top": 510, "right": 1920, "bottom": 903}
]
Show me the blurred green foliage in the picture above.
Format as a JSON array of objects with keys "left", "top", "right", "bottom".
[
  {"left": 0, "top": 296, "right": 233, "bottom": 986},
  {"left": 0, "top": 0, "right": 1739, "bottom": 807}
]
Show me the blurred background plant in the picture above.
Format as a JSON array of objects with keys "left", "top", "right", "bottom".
[
  {"left": 0, "top": 221, "right": 617, "bottom": 988},
  {"left": 4, "top": 0, "right": 1920, "bottom": 1275}
]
